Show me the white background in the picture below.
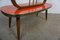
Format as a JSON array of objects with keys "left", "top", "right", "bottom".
[{"left": 0, "top": 0, "right": 60, "bottom": 13}]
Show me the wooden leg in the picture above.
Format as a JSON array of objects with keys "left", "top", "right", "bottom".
[
  {"left": 36, "top": 13, "right": 38, "bottom": 16},
  {"left": 16, "top": 17, "right": 20, "bottom": 40},
  {"left": 9, "top": 17, "right": 12, "bottom": 28},
  {"left": 45, "top": 10, "right": 48, "bottom": 20}
]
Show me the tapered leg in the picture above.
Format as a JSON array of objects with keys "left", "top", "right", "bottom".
[
  {"left": 36, "top": 13, "right": 38, "bottom": 16},
  {"left": 16, "top": 17, "right": 20, "bottom": 40},
  {"left": 9, "top": 17, "right": 12, "bottom": 28},
  {"left": 45, "top": 10, "right": 48, "bottom": 20}
]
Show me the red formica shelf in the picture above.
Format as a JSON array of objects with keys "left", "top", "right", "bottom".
[{"left": 0, "top": 3, "right": 52, "bottom": 15}]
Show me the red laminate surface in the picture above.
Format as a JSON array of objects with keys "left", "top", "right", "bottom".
[{"left": 0, "top": 3, "right": 52, "bottom": 15}]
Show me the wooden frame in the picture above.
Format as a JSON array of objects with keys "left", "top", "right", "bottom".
[{"left": 11, "top": 0, "right": 47, "bottom": 8}]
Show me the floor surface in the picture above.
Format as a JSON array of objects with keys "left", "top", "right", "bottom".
[{"left": 0, "top": 12, "right": 60, "bottom": 40}]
